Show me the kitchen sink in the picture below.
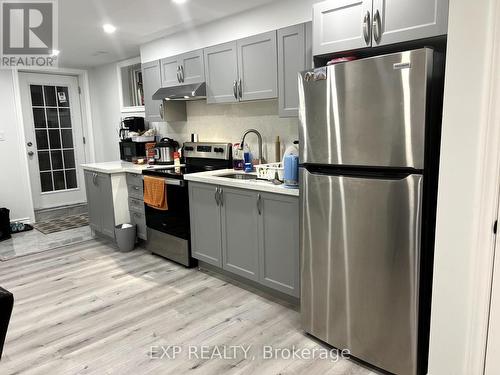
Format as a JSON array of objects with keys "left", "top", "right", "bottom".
[{"left": 219, "top": 173, "right": 258, "bottom": 180}]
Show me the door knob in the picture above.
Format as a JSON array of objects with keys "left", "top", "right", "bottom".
[{"left": 28, "top": 151, "right": 34, "bottom": 156}]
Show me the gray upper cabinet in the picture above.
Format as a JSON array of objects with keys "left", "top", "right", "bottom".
[
  {"left": 160, "top": 56, "right": 180, "bottom": 88},
  {"left": 204, "top": 41, "right": 239, "bottom": 104},
  {"left": 161, "top": 49, "right": 205, "bottom": 87},
  {"left": 313, "top": 0, "right": 449, "bottom": 56},
  {"left": 236, "top": 31, "right": 278, "bottom": 101},
  {"left": 313, "top": 0, "right": 373, "bottom": 56},
  {"left": 142, "top": 60, "right": 163, "bottom": 122},
  {"left": 258, "top": 193, "right": 299, "bottom": 297},
  {"left": 178, "top": 49, "right": 205, "bottom": 85},
  {"left": 278, "top": 23, "right": 309, "bottom": 118},
  {"left": 371, "top": 0, "right": 449, "bottom": 47},
  {"left": 221, "top": 187, "right": 260, "bottom": 281},
  {"left": 189, "top": 182, "right": 223, "bottom": 266},
  {"left": 84, "top": 170, "right": 115, "bottom": 239}
]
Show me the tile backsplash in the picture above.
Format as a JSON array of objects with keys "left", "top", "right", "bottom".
[{"left": 150, "top": 99, "right": 298, "bottom": 163}]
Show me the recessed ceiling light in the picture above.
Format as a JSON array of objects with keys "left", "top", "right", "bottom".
[
  {"left": 172, "top": 0, "right": 188, "bottom": 4},
  {"left": 103, "top": 24, "right": 116, "bottom": 34},
  {"left": 51, "top": 49, "right": 60, "bottom": 56}
]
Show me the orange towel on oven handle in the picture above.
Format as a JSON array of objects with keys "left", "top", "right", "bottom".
[{"left": 143, "top": 176, "right": 168, "bottom": 211}]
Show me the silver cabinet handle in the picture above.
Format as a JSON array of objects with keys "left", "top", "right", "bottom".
[
  {"left": 180, "top": 65, "right": 185, "bottom": 82},
  {"left": 176, "top": 66, "right": 181, "bottom": 83},
  {"left": 238, "top": 78, "right": 242, "bottom": 99},
  {"left": 257, "top": 194, "right": 262, "bottom": 215},
  {"left": 219, "top": 188, "right": 223, "bottom": 206},
  {"left": 233, "top": 80, "right": 238, "bottom": 99},
  {"left": 215, "top": 187, "right": 220, "bottom": 206},
  {"left": 373, "top": 9, "right": 382, "bottom": 43},
  {"left": 159, "top": 102, "right": 164, "bottom": 119},
  {"left": 363, "top": 10, "right": 371, "bottom": 45}
]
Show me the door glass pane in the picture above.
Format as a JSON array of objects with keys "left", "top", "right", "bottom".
[
  {"left": 30, "top": 85, "right": 44, "bottom": 106},
  {"left": 38, "top": 151, "right": 51, "bottom": 171},
  {"left": 48, "top": 129, "right": 61, "bottom": 149},
  {"left": 44, "top": 86, "right": 57, "bottom": 106},
  {"left": 33, "top": 108, "right": 46, "bottom": 128},
  {"left": 56, "top": 86, "right": 70, "bottom": 107},
  {"left": 59, "top": 108, "right": 71, "bottom": 128},
  {"left": 61, "top": 129, "right": 73, "bottom": 148},
  {"left": 35, "top": 130, "right": 49, "bottom": 150},
  {"left": 47, "top": 108, "right": 59, "bottom": 128},
  {"left": 40, "top": 172, "right": 53, "bottom": 192},
  {"left": 50, "top": 150, "right": 63, "bottom": 170},
  {"left": 63, "top": 150, "right": 75, "bottom": 168},
  {"left": 53, "top": 171, "right": 65, "bottom": 190},
  {"left": 30, "top": 84, "right": 78, "bottom": 193},
  {"left": 65, "top": 170, "right": 77, "bottom": 189}
]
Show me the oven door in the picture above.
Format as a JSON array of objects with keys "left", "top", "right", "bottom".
[{"left": 145, "top": 178, "right": 190, "bottom": 240}]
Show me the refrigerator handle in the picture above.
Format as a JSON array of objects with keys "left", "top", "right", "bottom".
[{"left": 363, "top": 10, "right": 371, "bottom": 45}]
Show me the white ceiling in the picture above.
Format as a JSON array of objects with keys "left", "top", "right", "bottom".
[{"left": 57, "top": 0, "right": 277, "bottom": 68}]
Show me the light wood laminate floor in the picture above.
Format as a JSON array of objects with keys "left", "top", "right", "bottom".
[{"left": 0, "top": 239, "right": 378, "bottom": 375}]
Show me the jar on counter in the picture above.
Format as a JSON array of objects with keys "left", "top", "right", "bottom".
[{"left": 233, "top": 143, "right": 244, "bottom": 170}]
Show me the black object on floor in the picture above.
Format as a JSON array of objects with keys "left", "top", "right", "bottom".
[
  {"left": 10, "top": 223, "right": 34, "bottom": 234},
  {"left": 0, "top": 287, "right": 14, "bottom": 360},
  {"left": 0, "top": 208, "right": 11, "bottom": 242}
]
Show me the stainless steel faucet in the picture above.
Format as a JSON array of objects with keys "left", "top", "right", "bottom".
[{"left": 240, "top": 129, "right": 263, "bottom": 165}]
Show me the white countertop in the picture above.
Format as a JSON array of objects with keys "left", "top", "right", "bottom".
[
  {"left": 81, "top": 161, "right": 183, "bottom": 174},
  {"left": 184, "top": 169, "right": 299, "bottom": 197}
]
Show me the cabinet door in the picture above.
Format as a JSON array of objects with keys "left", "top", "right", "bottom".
[
  {"left": 142, "top": 60, "right": 163, "bottom": 122},
  {"left": 305, "top": 21, "right": 313, "bottom": 69},
  {"left": 160, "top": 56, "right": 181, "bottom": 87},
  {"left": 189, "top": 183, "right": 223, "bottom": 266},
  {"left": 97, "top": 173, "right": 115, "bottom": 239},
  {"left": 84, "top": 171, "right": 101, "bottom": 232},
  {"left": 278, "top": 24, "right": 306, "bottom": 118},
  {"left": 178, "top": 49, "right": 205, "bottom": 85},
  {"left": 372, "top": 0, "right": 448, "bottom": 46},
  {"left": 313, "top": 0, "right": 373, "bottom": 56},
  {"left": 258, "top": 193, "right": 299, "bottom": 297},
  {"left": 204, "top": 41, "right": 239, "bottom": 104},
  {"left": 237, "top": 31, "right": 278, "bottom": 101},
  {"left": 221, "top": 187, "right": 260, "bottom": 281},
  {"left": 131, "top": 211, "right": 147, "bottom": 240}
]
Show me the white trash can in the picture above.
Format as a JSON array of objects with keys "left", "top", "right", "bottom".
[{"left": 115, "top": 223, "right": 136, "bottom": 252}]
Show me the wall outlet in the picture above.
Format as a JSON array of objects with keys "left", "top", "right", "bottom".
[{"left": 0, "top": 131, "right": 5, "bottom": 141}]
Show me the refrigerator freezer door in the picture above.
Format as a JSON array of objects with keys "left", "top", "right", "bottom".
[
  {"left": 300, "top": 168, "right": 423, "bottom": 375},
  {"left": 299, "top": 48, "right": 432, "bottom": 169}
]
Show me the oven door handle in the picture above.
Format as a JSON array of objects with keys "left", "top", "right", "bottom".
[{"left": 164, "top": 178, "right": 184, "bottom": 187}]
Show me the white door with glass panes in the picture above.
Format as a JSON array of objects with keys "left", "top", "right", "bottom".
[{"left": 19, "top": 73, "right": 87, "bottom": 210}]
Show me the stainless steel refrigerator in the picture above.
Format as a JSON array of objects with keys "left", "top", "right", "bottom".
[{"left": 299, "top": 48, "right": 443, "bottom": 375}]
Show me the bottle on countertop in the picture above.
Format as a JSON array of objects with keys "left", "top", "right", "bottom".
[
  {"left": 275, "top": 136, "right": 281, "bottom": 163},
  {"left": 233, "top": 143, "right": 244, "bottom": 170}
]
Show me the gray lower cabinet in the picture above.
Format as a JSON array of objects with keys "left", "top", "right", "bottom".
[
  {"left": 258, "top": 193, "right": 299, "bottom": 297},
  {"left": 142, "top": 60, "right": 163, "bottom": 122},
  {"left": 84, "top": 170, "right": 115, "bottom": 239},
  {"left": 278, "top": 22, "right": 312, "bottom": 118},
  {"left": 189, "top": 182, "right": 299, "bottom": 297},
  {"left": 189, "top": 182, "right": 223, "bottom": 266},
  {"left": 221, "top": 187, "right": 260, "bottom": 281}
]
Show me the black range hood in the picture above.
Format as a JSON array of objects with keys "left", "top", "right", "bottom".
[{"left": 152, "top": 82, "right": 206, "bottom": 101}]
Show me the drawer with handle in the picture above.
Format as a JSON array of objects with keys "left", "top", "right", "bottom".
[
  {"left": 127, "top": 182, "right": 143, "bottom": 199},
  {"left": 131, "top": 211, "right": 147, "bottom": 240},
  {"left": 128, "top": 197, "right": 145, "bottom": 214},
  {"left": 126, "top": 173, "right": 143, "bottom": 186}
]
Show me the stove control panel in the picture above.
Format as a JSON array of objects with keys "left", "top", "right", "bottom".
[{"left": 183, "top": 142, "right": 232, "bottom": 160}]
